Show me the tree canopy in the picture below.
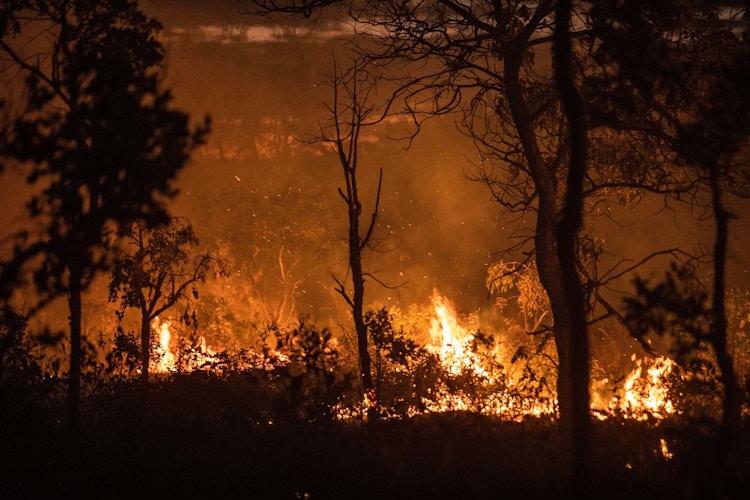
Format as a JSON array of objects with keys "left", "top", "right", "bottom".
[{"left": 0, "top": 0, "right": 209, "bottom": 429}]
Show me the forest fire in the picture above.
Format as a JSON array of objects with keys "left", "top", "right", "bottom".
[
  {"left": 150, "top": 317, "right": 222, "bottom": 374},
  {"left": 146, "top": 292, "right": 679, "bottom": 423},
  {"left": 619, "top": 355, "right": 676, "bottom": 420},
  {"left": 428, "top": 294, "right": 486, "bottom": 377},
  {"left": 153, "top": 317, "right": 175, "bottom": 373},
  {"left": 420, "top": 293, "right": 678, "bottom": 422},
  {"left": 2, "top": 1, "right": 749, "bottom": 496}
]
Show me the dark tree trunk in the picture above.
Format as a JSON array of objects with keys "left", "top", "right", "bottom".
[
  {"left": 67, "top": 263, "right": 83, "bottom": 435},
  {"left": 140, "top": 313, "right": 151, "bottom": 382},
  {"left": 349, "top": 212, "right": 374, "bottom": 397},
  {"left": 709, "top": 167, "right": 742, "bottom": 450},
  {"left": 553, "top": 0, "right": 591, "bottom": 492},
  {"left": 503, "top": 40, "right": 574, "bottom": 432},
  {"left": 349, "top": 193, "right": 374, "bottom": 400}
]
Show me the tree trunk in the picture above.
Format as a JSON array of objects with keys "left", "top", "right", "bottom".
[
  {"left": 709, "top": 167, "right": 742, "bottom": 450},
  {"left": 140, "top": 313, "right": 152, "bottom": 382},
  {"left": 503, "top": 41, "right": 574, "bottom": 430},
  {"left": 349, "top": 201, "right": 374, "bottom": 401},
  {"left": 353, "top": 268, "right": 373, "bottom": 394},
  {"left": 67, "top": 263, "right": 83, "bottom": 435},
  {"left": 553, "top": 0, "right": 591, "bottom": 491}
]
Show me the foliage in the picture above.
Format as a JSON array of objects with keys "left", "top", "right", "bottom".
[
  {"left": 104, "top": 328, "right": 141, "bottom": 378},
  {"left": 366, "top": 307, "right": 440, "bottom": 418},
  {"left": 0, "top": 303, "right": 49, "bottom": 414},
  {"left": 362, "top": 306, "right": 559, "bottom": 420},
  {"left": 487, "top": 261, "right": 550, "bottom": 333},
  {"left": 0, "top": 0, "right": 209, "bottom": 427},
  {"left": 109, "top": 217, "right": 224, "bottom": 326},
  {"left": 107, "top": 217, "right": 225, "bottom": 380},
  {"left": 109, "top": 218, "right": 217, "bottom": 318},
  {"left": 624, "top": 263, "right": 711, "bottom": 364},
  {"left": 0, "top": 0, "right": 210, "bottom": 298}
]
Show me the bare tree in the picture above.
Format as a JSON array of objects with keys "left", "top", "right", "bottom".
[{"left": 313, "top": 57, "right": 391, "bottom": 414}]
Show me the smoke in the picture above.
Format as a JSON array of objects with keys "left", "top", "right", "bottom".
[
  {"left": 149, "top": 8, "right": 507, "bottom": 326},
  {"left": 143, "top": 3, "right": 750, "bottom": 344},
  {"left": 3, "top": 2, "right": 748, "bottom": 364}
]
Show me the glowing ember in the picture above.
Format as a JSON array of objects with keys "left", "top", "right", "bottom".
[{"left": 659, "top": 438, "right": 673, "bottom": 460}]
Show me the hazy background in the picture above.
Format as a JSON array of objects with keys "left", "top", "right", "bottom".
[{"left": 1, "top": 0, "right": 749, "bottom": 350}]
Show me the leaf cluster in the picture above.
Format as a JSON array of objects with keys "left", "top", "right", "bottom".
[
  {"left": 623, "top": 263, "right": 711, "bottom": 364},
  {"left": 0, "top": 0, "right": 209, "bottom": 303}
]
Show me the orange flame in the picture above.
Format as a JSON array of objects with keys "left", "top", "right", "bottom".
[
  {"left": 429, "top": 294, "right": 484, "bottom": 376},
  {"left": 152, "top": 316, "right": 175, "bottom": 373},
  {"left": 619, "top": 354, "right": 675, "bottom": 420}
]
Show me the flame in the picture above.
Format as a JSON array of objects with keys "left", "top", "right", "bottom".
[
  {"left": 659, "top": 438, "right": 673, "bottom": 460},
  {"left": 618, "top": 354, "right": 675, "bottom": 420},
  {"left": 150, "top": 316, "right": 240, "bottom": 374},
  {"left": 147, "top": 291, "right": 679, "bottom": 426},
  {"left": 152, "top": 316, "right": 176, "bottom": 373},
  {"left": 421, "top": 292, "right": 552, "bottom": 418},
  {"left": 422, "top": 292, "right": 677, "bottom": 422},
  {"left": 428, "top": 294, "right": 484, "bottom": 376}
]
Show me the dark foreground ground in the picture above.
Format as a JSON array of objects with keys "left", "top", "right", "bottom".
[{"left": 1, "top": 377, "right": 748, "bottom": 499}]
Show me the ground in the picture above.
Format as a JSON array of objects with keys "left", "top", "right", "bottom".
[{"left": 2, "top": 381, "right": 748, "bottom": 499}]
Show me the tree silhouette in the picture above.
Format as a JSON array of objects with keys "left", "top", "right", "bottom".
[
  {"left": 552, "top": 0, "right": 590, "bottom": 491},
  {"left": 0, "top": 0, "right": 209, "bottom": 431},
  {"left": 590, "top": 0, "right": 750, "bottom": 450},
  {"left": 108, "top": 217, "right": 225, "bottom": 382},
  {"left": 243, "top": 2, "right": 747, "bottom": 487},
  {"left": 314, "top": 58, "right": 390, "bottom": 417},
  {"left": 244, "top": 0, "right": 645, "bottom": 449}
]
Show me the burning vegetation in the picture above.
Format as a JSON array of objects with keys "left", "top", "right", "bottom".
[
  {"left": 2, "top": 0, "right": 750, "bottom": 498},
  {"left": 136, "top": 292, "right": 684, "bottom": 424},
  {"left": 2, "top": 285, "right": 745, "bottom": 497}
]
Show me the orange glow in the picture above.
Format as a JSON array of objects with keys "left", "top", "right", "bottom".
[
  {"left": 421, "top": 292, "right": 553, "bottom": 418},
  {"left": 592, "top": 353, "right": 677, "bottom": 421},
  {"left": 428, "top": 293, "right": 485, "bottom": 377},
  {"left": 152, "top": 316, "right": 176, "bottom": 373},
  {"left": 152, "top": 292, "right": 679, "bottom": 424},
  {"left": 620, "top": 354, "right": 675, "bottom": 419}
]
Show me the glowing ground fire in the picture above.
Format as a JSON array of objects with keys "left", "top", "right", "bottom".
[
  {"left": 421, "top": 293, "right": 678, "bottom": 421},
  {"left": 150, "top": 293, "right": 679, "bottom": 423},
  {"left": 150, "top": 316, "right": 219, "bottom": 373}
]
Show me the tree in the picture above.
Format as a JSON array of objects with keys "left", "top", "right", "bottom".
[
  {"left": 0, "top": 0, "right": 209, "bottom": 431},
  {"left": 590, "top": 0, "right": 750, "bottom": 449},
  {"left": 108, "top": 217, "right": 225, "bottom": 382},
  {"left": 245, "top": 0, "right": 597, "bottom": 443},
  {"left": 315, "top": 58, "right": 388, "bottom": 415},
  {"left": 552, "top": 0, "right": 590, "bottom": 489},
  {"left": 244, "top": 1, "right": 723, "bottom": 478}
]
